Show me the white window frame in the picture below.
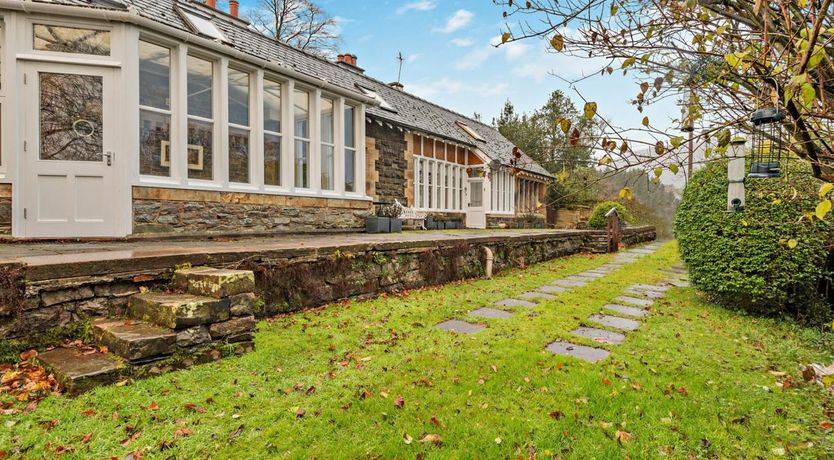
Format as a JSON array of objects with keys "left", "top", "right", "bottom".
[
  {"left": 226, "top": 65, "right": 254, "bottom": 186},
  {"left": 412, "top": 136, "right": 468, "bottom": 212},
  {"left": 490, "top": 168, "right": 514, "bottom": 214},
  {"left": 343, "top": 103, "right": 358, "bottom": 194},
  {"left": 262, "top": 74, "right": 284, "bottom": 189},
  {"left": 319, "top": 95, "right": 336, "bottom": 192},
  {"left": 184, "top": 51, "right": 220, "bottom": 186}
]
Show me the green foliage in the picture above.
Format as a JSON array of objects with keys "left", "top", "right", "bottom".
[
  {"left": 588, "top": 201, "right": 632, "bottom": 229},
  {"left": 597, "top": 169, "right": 680, "bottom": 237},
  {"left": 674, "top": 160, "right": 833, "bottom": 326},
  {"left": 545, "top": 167, "right": 602, "bottom": 209}
]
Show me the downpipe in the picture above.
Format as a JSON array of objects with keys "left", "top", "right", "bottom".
[{"left": 483, "top": 247, "right": 493, "bottom": 279}]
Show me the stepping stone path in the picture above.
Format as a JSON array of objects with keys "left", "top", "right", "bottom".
[
  {"left": 551, "top": 279, "right": 586, "bottom": 288},
  {"left": 589, "top": 314, "right": 641, "bottom": 331},
  {"left": 603, "top": 303, "right": 649, "bottom": 318},
  {"left": 435, "top": 320, "right": 485, "bottom": 334},
  {"left": 469, "top": 307, "right": 513, "bottom": 319},
  {"left": 537, "top": 285, "right": 567, "bottom": 294},
  {"left": 623, "top": 289, "right": 665, "bottom": 299},
  {"left": 545, "top": 341, "right": 610, "bottom": 363},
  {"left": 495, "top": 298, "right": 537, "bottom": 308},
  {"left": 570, "top": 326, "right": 625, "bottom": 344},
  {"left": 615, "top": 295, "right": 654, "bottom": 308},
  {"left": 519, "top": 291, "right": 555, "bottom": 300}
]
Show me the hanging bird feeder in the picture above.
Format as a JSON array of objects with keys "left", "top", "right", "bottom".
[{"left": 748, "top": 107, "right": 786, "bottom": 178}]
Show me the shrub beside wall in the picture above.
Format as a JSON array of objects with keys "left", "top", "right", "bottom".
[
  {"left": 674, "top": 160, "right": 832, "bottom": 325},
  {"left": 588, "top": 201, "right": 633, "bottom": 229}
]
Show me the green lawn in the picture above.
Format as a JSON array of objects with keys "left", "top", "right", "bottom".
[{"left": 3, "top": 242, "right": 834, "bottom": 458}]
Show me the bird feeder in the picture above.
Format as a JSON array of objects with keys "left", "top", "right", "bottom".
[{"left": 748, "top": 107, "right": 786, "bottom": 178}]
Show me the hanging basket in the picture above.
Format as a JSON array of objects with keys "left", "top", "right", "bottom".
[{"left": 748, "top": 107, "right": 786, "bottom": 178}]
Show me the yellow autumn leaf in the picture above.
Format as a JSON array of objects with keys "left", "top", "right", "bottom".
[
  {"left": 501, "top": 32, "right": 511, "bottom": 44},
  {"left": 584, "top": 102, "right": 597, "bottom": 120},
  {"left": 642, "top": 116, "right": 650, "bottom": 127},
  {"left": 669, "top": 164, "right": 679, "bottom": 175},
  {"left": 819, "top": 183, "right": 833, "bottom": 197},
  {"left": 599, "top": 155, "right": 613, "bottom": 165},
  {"left": 619, "top": 187, "right": 633, "bottom": 200},
  {"left": 787, "top": 239, "right": 798, "bottom": 249},
  {"left": 559, "top": 118, "right": 572, "bottom": 134},
  {"left": 816, "top": 199, "right": 832, "bottom": 219},
  {"left": 550, "top": 34, "right": 564, "bottom": 51}
]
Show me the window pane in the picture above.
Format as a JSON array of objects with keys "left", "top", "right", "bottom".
[
  {"left": 344, "top": 106, "right": 355, "bottom": 148},
  {"left": 294, "top": 89, "right": 309, "bottom": 139},
  {"left": 321, "top": 144, "right": 334, "bottom": 190},
  {"left": 294, "top": 139, "right": 309, "bottom": 188},
  {"left": 34, "top": 24, "right": 110, "bottom": 56},
  {"left": 427, "top": 162, "right": 433, "bottom": 208},
  {"left": 320, "top": 97, "right": 334, "bottom": 144},
  {"left": 264, "top": 79, "right": 282, "bottom": 133},
  {"left": 228, "top": 68, "right": 249, "bottom": 126},
  {"left": 345, "top": 148, "right": 355, "bottom": 192},
  {"left": 187, "top": 55, "right": 213, "bottom": 119},
  {"left": 229, "top": 127, "right": 249, "bottom": 183},
  {"left": 139, "top": 41, "right": 170, "bottom": 110},
  {"left": 470, "top": 181, "right": 482, "bottom": 207},
  {"left": 39, "top": 72, "right": 103, "bottom": 161},
  {"left": 187, "top": 119, "right": 213, "bottom": 180},
  {"left": 139, "top": 110, "right": 170, "bottom": 176},
  {"left": 264, "top": 133, "right": 281, "bottom": 186}
]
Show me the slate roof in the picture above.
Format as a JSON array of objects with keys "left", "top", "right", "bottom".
[{"left": 32, "top": 0, "right": 551, "bottom": 178}]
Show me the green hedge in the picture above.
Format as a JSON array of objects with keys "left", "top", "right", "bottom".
[
  {"left": 588, "top": 201, "right": 632, "bottom": 229},
  {"left": 673, "top": 160, "right": 832, "bottom": 325}
]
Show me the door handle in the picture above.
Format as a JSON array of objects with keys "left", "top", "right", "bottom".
[{"left": 105, "top": 151, "right": 113, "bottom": 166}]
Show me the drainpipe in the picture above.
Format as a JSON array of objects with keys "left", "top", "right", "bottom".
[{"left": 483, "top": 247, "right": 493, "bottom": 279}]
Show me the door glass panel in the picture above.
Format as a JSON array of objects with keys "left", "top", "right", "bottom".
[
  {"left": 33, "top": 24, "right": 110, "bottom": 56},
  {"left": 39, "top": 72, "right": 103, "bottom": 161},
  {"left": 470, "top": 181, "right": 482, "bottom": 207}
]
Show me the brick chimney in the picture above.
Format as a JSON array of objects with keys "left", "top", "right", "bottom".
[
  {"left": 335, "top": 53, "right": 364, "bottom": 73},
  {"left": 206, "top": 0, "right": 216, "bottom": 8},
  {"left": 389, "top": 81, "right": 404, "bottom": 91},
  {"left": 229, "top": 0, "right": 239, "bottom": 17}
]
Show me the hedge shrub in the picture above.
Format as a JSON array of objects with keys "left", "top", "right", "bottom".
[
  {"left": 674, "top": 160, "right": 832, "bottom": 325},
  {"left": 588, "top": 201, "right": 632, "bottom": 229}
]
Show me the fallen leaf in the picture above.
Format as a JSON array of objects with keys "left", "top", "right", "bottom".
[
  {"left": 430, "top": 415, "right": 441, "bottom": 427},
  {"left": 81, "top": 409, "right": 97, "bottom": 417},
  {"left": 19, "top": 350, "right": 38, "bottom": 361},
  {"left": 495, "top": 437, "right": 502, "bottom": 444},
  {"left": 549, "top": 411, "right": 564, "bottom": 419},
  {"left": 420, "top": 434, "right": 442, "bottom": 445},
  {"left": 602, "top": 377, "right": 612, "bottom": 385},
  {"left": 183, "top": 403, "right": 206, "bottom": 413},
  {"left": 148, "top": 401, "right": 159, "bottom": 411},
  {"left": 175, "top": 428, "right": 193, "bottom": 437},
  {"left": 81, "top": 432, "right": 93, "bottom": 444},
  {"left": 295, "top": 408, "right": 305, "bottom": 418},
  {"left": 403, "top": 433, "right": 413, "bottom": 445},
  {"left": 615, "top": 430, "right": 632, "bottom": 443},
  {"left": 820, "top": 421, "right": 833, "bottom": 430},
  {"left": 394, "top": 396, "right": 404, "bottom": 409}
]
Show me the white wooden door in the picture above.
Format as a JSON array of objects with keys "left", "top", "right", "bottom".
[
  {"left": 23, "top": 63, "right": 118, "bottom": 237},
  {"left": 466, "top": 177, "right": 486, "bottom": 229}
]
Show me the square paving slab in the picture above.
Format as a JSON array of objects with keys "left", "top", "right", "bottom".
[
  {"left": 435, "top": 320, "right": 485, "bottom": 334},
  {"left": 545, "top": 341, "right": 610, "bottom": 363},
  {"left": 614, "top": 295, "right": 654, "bottom": 307},
  {"left": 565, "top": 275, "right": 594, "bottom": 282},
  {"left": 571, "top": 326, "right": 626, "bottom": 344},
  {"left": 666, "top": 279, "right": 690, "bottom": 287},
  {"left": 630, "top": 284, "right": 669, "bottom": 293},
  {"left": 519, "top": 291, "right": 555, "bottom": 300},
  {"left": 589, "top": 314, "right": 641, "bottom": 331},
  {"left": 495, "top": 298, "right": 537, "bottom": 308},
  {"left": 551, "top": 279, "right": 586, "bottom": 288},
  {"left": 469, "top": 307, "right": 513, "bottom": 319},
  {"left": 630, "top": 249, "right": 656, "bottom": 254},
  {"left": 603, "top": 304, "right": 649, "bottom": 318},
  {"left": 537, "top": 285, "right": 567, "bottom": 294},
  {"left": 578, "top": 272, "right": 606, "bottom": 278},
  {"left": 623, "top": 289, "right": 665, "bottom": 299}
]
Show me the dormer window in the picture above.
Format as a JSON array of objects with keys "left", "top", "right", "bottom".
[
  {"left": 356, "top": 85, "right": 396, "bottom": 113},
  {"left": 179, "top": 8, "right": 227, "bottom": 42},
  {"left": 456, "top": 121, "right": 485, "bottom": 142}
]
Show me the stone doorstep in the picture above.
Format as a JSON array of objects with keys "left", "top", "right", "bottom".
[
  {"left": 518, "top": 291, "right": 555, "bottom": 300},
  {"left": 129, "top": 292, "right": 231, "bottom": 329},
  {"left": 435, "top": 319, "right": 485, "bottom": 334},
  {"left": 603, "top": 304, "right": 650, "bottom": 318},
  {"left": 545, "top": 341, "right": 610, "bottom": 363},
  {"left": 614, "top": 295, "right": 654, "bottom": 307},
  {"left": 468, "top": 307, "right": 513, "bottom": 319},
  {"left": 172, "top": 267, "right": 256, "bottom": 299},
  {"left": 92, "top": 319, "right": 177, "bottom": 363},
  {"left": 588, "top": 314, "right": 641, "bottom": 331},
  {"left": 571, "top": 326, "right": 626, "bottom": 345},
  {"left": 495, "top": 298, "right": 538, "bottom": 308},
  {"left": 37, "top": 347, "right": 125, "bottom": 395}
]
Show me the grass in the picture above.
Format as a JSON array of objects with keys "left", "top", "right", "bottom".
[{"left": 3, "top": 242, "right": 834, "bottom": 458}]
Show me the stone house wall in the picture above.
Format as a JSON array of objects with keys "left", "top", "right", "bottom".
[
  {"left": 132, "top": 186, "right": 372, "bottom": 235},
  {"left": 0, "top": 184, "right": 11, "bottom": 236},
  {"left": 366, "top": 120, "right": 408, "bottom": 205}
]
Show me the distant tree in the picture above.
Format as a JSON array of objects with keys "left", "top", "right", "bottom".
[
  {"left": 248, "top": 0, "right": 340, "bottom": 57},
  {"left": 494, "top": 90, "right": 598, "bottom": 174}
]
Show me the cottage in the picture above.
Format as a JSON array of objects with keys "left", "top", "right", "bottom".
[{"left": 0, "top": 0, "right": 551, "bottom": 238}]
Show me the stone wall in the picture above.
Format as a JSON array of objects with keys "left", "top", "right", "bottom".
[
  {"left": 1, "top": 229, "right": 656, "bottom": 347},
  {"left": 0, "top": 184, "right": 11, "bottom": 235},
  {"left": 132, "top": 187, "right": 372, "bottom": 235},
  {"left": 366, "top": 120, "right": 408, "bottom": 204}
]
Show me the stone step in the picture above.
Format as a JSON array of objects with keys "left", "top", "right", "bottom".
[
  {"left": 37, "top": 346, "right": 125, "bottom": 395},
  {"left": 129, "top": 292, "right": 230, "bottom": 329},
  {"left": 92, "top": 319, "right": 177, "bottom": 363},
  {"left": 173, "top": 267, "right": 256, "bottom": 299}
]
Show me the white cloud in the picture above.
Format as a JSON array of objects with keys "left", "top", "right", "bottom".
[
  {"left": 396, "top": 0, "right": 437, "bottom": 14},
  {"left": 408, "top": 77, "right": 508, "bottom": 100},
  {"left": 455, "top": 46, "right": 491, "bottom": 70},
  {"left": 406, "top": 53, "right": 421, "bottom": 63},
  {"left": 434, "top": 9, "right": 474, "bottom": 34},
  {"left": 450, "top": 37, "right": 475, "bottom": 47}
]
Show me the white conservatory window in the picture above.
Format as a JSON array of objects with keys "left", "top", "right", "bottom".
[
  {"left": 228, "top": 67, "right": 251, "bottom": 184},
  {"left": 263, "top": 79, "right": 282, "bottom": 186},
  {"left": 490, "top": 168, "right": 514, "bottom": 214},
  {"left": 413, "top": 135, "right": 467, "bottom": 212}
]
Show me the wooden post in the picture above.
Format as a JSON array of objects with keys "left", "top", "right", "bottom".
[{"left": 605, "top": 208, "right": 621, "bottom": 253}]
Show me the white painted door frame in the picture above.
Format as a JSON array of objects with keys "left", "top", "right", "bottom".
[
  {"left": 21, "top": 61, "right": 128, "bottom": 238},
  {"left": 466, "top": 176, "right": 486, "bottom": 229}
]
